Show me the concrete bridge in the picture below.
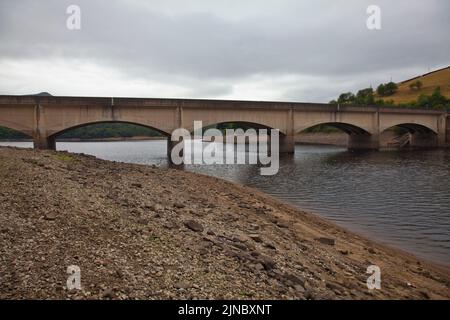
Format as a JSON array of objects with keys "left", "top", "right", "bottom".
[{"left": 0, "top": 95, "right": 448, "bottom": 155}]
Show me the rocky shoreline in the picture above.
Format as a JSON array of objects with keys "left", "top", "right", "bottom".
[{"left": 0, "top": 146, "right": 449, "bottom": 299}]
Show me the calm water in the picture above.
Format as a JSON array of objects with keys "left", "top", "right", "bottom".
[{"left": 2, "top": 140, "right": 450, "bottom": 266}]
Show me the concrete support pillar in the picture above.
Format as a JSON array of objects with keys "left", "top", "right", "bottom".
[
  {"left": 437, "top": 113, "right": 449, "bottom": 147},
  {"left": 280, "top": 107, "right": 295, "bottom": 154},
  {"left": 33, "top": 135, "right": 56, "bottom": 150},
  {"left": 167, "top": 138, "right": 184, "bottom": 164},
  {"left": 348, "top": 134, "right": 379, "bottom": 150},
  {"left": 33, "top": 101, "right": 56, "bottom": 150},
  {"left": 447, "top": 116, "right": 450, "bottom": 146},
  {"left": 279, "top": 134, "right": 295, "bottom": 154}
]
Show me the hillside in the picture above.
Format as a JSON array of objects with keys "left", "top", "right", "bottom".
[{"left": 382, "top": 66, "right": 450, "bottom": 104}]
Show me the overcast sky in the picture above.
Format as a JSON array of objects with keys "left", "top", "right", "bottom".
[{"left": 0, "top": 0, "right": 448, "bottom": 102}]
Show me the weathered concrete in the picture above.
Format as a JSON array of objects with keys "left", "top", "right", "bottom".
[{"left": 0, "top": 95, "right": 448, "bottom": 156}]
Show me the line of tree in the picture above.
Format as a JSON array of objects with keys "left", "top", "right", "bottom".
[{"left": 330, "top": 85, "right": 449, "bottom": 110}]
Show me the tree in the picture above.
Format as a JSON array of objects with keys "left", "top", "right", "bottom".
[
  {"left": 355, "top": 88, "right": 375, "bottom": 105},
  {"left": 417, "top": 87, "right": 448, "bottom": 110},
  {"left": 377, "top": 82, "right": 398, "bottom": 96},
  {"left": 376, "top": 84, "right": 386, "bottom": 96},
  {"left": 337, "top": 92, "right": 355, "bottom": 104},
  {"left": 384, "top": 82, "right": 398, "bottom": 96},
  {"left": 409, "top": 80, "right": 423, "bottom": 91}
]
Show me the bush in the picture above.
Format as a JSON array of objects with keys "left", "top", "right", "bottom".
[
  {"left": 377, "top": 82, "right": 398, "bottom": 96},
  {"left": 409, "top": 80, "right": 423, "bottom": 91}
]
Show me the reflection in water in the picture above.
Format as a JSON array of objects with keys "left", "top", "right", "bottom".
[{"left": 1, "top": 140, "right": 450, "bottom": 266}]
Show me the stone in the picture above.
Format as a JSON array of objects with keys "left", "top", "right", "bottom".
[
  {"left": 131, "top": 183, "right": 142, "bottom": 188},
  {"left": 258, "top": 255, "right": 276, "bottom": 271},
  {"left": 283, "top": 273, "right": 305, "bottom": 287},
  {"left": 184, "top": 220, "right": 204, "bottom": 232},
  {"left": 102, "top": 288, "right": 114, "bottom": 299},
  {"left": 44, "top": 213, "right": 56, "bottom": 221},
  {"left": 249, "top": 234, "right": 263, "bottom": 243},
  {"left": 315, "top": 237, "right": 335, "bottom": 246},
  {"left": 138, "top": 218, "right": 149, "bottom": 225},
  {"left": 174, "top": 202, "right": 186, "bottom": 209},
  {"left": 264, "top": 242, "right": 277, "bottom": 250},
  {"left": 174, "top": 281, "right": 191, "bottom": 289}
]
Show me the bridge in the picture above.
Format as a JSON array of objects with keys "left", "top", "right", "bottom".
[{"left": 0, "top": 95, "right": 449, "bottom": 156}]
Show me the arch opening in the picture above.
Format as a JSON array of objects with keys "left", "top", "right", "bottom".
[
  {"left": 299, "top": 122, "right": 371, "bottom": 136},
  {"left": 0, "top": 125, "right": 32, "bottom": 140},
  {"left": 50, "top": 121, "right": 170, "bottom": 140},
  {"left": 186, "top": 121, "right": 293, "bottom": 154},
  {"left": 380, "top": 123, "right": 438, "bottom": 149},
  {"left": 381, "top": 123, "right": 437, "bottom": 135}
]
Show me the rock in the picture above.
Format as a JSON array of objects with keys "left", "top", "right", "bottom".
[
  {"left": 368, "top": 248, "right": 376, "bottom": 254},
  {"left": 174, "top": 202, "right": 185, "bottom": 209},
  {"left": 131, "top": 183, "right": 142, "bottom": 188},
  {"left": 44, "top": 213, "right": 56, "bottom": 221},
  {"left": 138, "top": 218, "right": 149, "bottom": 225},
  {"left": 315, "top": 237, "right": 335, "bottom": 246},
  {"left": 206, "top": 230, "right": 215, "bottom": 236},
  {"left": 294, "top": 284, "right": 306, "bottom": 293},
  {"left": 102, "top": 288, "right": 114, "bottom": 299},
  {"left": 232, "top": 242, "right": 248, "bottom": 251},
  {"left": 174, "top": 281, "right": 191, "bottom": 289},
  {"left": 258, "top": 255, "right": 276, "bottom": 271},
  {"left": 276, "top": 221, "right": 289, "bottom": 228},
  {"left": 419, "top": 291, "right": 430, "bottom": 300},
  {"left": 283, "top": 273, "right": 305, "bottom": 287},
  {"left": 339, "top": 250, "right": 349, "bottom": 255},
  {"left": 163, "top": 221, "right": 178, "bottom": 229},
  {"left": 231, "top": 235, "right": 247, "bottom": 243},
  {"left": 184, "top": 220, "right": 204, "bottom": 232},
  {"left": 264, "top": 242, "right": 277, "bottom": 250},
  {"left": 249, "top": 234, "right": 263, "bottom": 243}
]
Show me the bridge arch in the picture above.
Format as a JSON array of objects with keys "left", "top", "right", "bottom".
[
  {"left": 380, "top": 123, "right": 438, "bottom": 149},
  {"left": 297, "top": 122, "right": 377, "bottom": 150},
  {"left": 380, "top": 123, "right": 437, "bottom": 135},
  {"left": 0, "top": 124, "right": 33, "bottom": 140},
  {"left": 297, "top": 122, "right": 371, "bottom": 135},
  {"left": 34, "top": 120, "right": 170, "bottom": 150},
  {"left": 49, "top": 120, "right": 170, "bottom": 140}
]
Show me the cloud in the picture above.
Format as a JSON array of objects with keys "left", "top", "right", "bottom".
[{"left": 0, "top": 0, "right": 448, "bottom": 102}]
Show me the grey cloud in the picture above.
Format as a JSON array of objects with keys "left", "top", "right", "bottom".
[{"left": 0, "top": 0, "right": 448, "bottom": 101}]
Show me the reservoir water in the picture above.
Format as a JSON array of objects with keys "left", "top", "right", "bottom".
[{"left": 2, "top": 140, "right": 450, "bottom": 266}]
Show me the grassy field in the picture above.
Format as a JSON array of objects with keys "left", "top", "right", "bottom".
[{"left": 379, "top": 66, "right": 450, "bottom": 104}]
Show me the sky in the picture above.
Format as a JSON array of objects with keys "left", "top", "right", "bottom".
[{"left": 0, "top": 0, "right": 448, "bottom": 102}]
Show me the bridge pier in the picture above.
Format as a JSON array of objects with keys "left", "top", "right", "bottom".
[
  {"left": 33, "top": 135, "right": 56, "bottom": 150},
  {"left": 167, "top": 138, "right": 184, "bottom": 164},
  {"left": 279, "top": 134, "right": 295, "bottom": 154},
  {"left": 347, "top": 134, "right": 379, "bottom": 151}
]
